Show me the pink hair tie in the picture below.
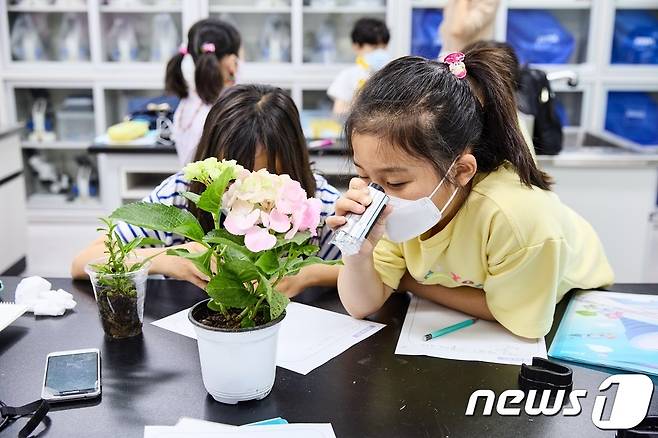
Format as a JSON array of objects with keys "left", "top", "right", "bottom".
[
  {"left": 178, "top": 44, "right": 188, "bottom": 55},
  {"left": 201, "top": 42, "right": 216, "bottom": 54},
  {"left": 442, "top": 51, "right": 467, "bottom": 79}
]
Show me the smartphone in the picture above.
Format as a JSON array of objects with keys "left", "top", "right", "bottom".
[{"left": 41, "top": 348, "right": 101, "bottom": 402}]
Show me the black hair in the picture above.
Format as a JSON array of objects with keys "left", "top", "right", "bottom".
[
  {"left": 189, "top": 84, "right": 316, "bottom": 232},
  {"left": 165, "top": 18, "right": 241, "bottom": 105},
  {"left": 463, "top": 40, "right": 522, "bottom": 89},
  {"left": 350, "top": 18, "right": 390, "bottom": 47},
  {"left": 345, "top": 49, "right": 552, "bottom": 191}
]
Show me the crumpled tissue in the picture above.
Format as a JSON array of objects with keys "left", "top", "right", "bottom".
[{"left": 15, "top": 276, "right": 77, "bottom": 316}]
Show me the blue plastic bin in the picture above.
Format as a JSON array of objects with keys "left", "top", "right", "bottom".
[
  {"left": 605, "top": 92, "right": 658, "bottom": 145},
  {"left": 411, "top": 9, "right": 443, "bottom": 60},
  {"left": 612, "top": 10, "right": 658, "bottom": 64},
  {"left": 507, "top": 10, "right": 575, "bottom": 64}
]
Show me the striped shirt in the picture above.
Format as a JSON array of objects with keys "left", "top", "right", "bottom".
[{"left": 115, "top": 171, "right": 342, "bottom": 260}]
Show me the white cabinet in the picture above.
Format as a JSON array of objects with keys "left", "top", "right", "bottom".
[{"left": 0, "top": 126, "right": 26, "bottom": 274}]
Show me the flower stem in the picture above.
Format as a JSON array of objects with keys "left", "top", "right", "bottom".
[{"left": 250, "top": 295, "right": 267, "bottom": 320}]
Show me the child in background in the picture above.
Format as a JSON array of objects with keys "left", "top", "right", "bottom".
[
  {"left": 166, "top": 19, "right": 241, "bottom": 166},
  {"left": 327, "top": 18, "right": 391, "bottom": 116},
  {"left": 72, "top": 85, "right": 341, "bottom": 297},
  {"left": 327, "top": 48, "right": 614, "bottom": 339}
]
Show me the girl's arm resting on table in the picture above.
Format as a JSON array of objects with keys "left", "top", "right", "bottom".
[
  {"left": 276, "top": 264, "right": 341, "bottom": 298},
  {"left": 70, "top": 235, "right": 210, "bottom": 289},
  {"left": 398, "top": 271, "right": 495, "bottom": 321},
  {"left": 338, "top": 254, "right": 394, "bottom": 319}
]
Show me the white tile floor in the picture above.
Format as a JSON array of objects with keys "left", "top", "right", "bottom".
[{"left": 21, "top": 216, "right": 658, "bottom": 282}]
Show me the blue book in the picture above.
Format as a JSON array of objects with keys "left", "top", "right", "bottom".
[
  {"left": 548, "top": 290, "right": 658, "bottom": 376},
  {"left": 246, "top": 417, "right": 289, "bottom": 426}
]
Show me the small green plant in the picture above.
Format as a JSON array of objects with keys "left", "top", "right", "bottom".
[
  {"left": 90, "top": 218, "right": 161, "bottom": 296},
  {"left": 87, "top": 218, "right": 163, "bottom": 338}
]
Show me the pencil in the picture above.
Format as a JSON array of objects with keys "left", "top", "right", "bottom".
[{"left": 423, "top": 318, "right": 478, "bottom": 341}]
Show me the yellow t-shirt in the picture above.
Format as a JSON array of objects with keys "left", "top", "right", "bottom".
[{"left": 374, "top": 163, "right": 614, "bottom": 338}]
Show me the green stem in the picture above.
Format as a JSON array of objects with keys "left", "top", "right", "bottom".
[
  {"left": 238, "top": 306, "right": 250, "bottom": 320},
  {"left": 250, "top": 295, "right": 267, "bottom": 320}
]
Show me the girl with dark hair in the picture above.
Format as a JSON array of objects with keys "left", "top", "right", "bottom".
[
  {"left": 72, "top": 85, "right": 341, "bottom": 297},
  {"left": 165, "top": 18, "right": 241, "bottom": 165},
  {"left": 327, "top": 48, "right": 613, "bottom": 338}
]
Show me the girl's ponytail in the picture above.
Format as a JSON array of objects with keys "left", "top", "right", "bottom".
[
  {"left": 165, "top": 51, "right": 188, "bottom": 99},
  {"left": 463, "top": 45, "right": 552, "bottom": 190},
  {"left": 194, "top": 51, "right": 222, "bottom": 105}
]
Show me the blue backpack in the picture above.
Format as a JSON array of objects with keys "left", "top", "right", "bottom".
[
  {"left": 605, "top": 92, "right": 658, "bottom": 145},
  {"left": 612, "top": 10, "right": 658, "bottom": 64},
  {"left": 507, "top": 10, "right": 575, "bottom": 64},
  {"left": 411, "top": 9, "right": 443, "bottom": 59}
]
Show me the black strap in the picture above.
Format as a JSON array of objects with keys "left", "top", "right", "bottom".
[{"left": 0, "top": 399, "right": 50, "bottom": 438}]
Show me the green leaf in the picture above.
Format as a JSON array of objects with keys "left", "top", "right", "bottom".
[
  {"left": 255, "top": 251, "right": 280, "bottom": 275},
  {"left": 166, "top": 247, "right": 213, "bottom": 277},
  {"left": 122, "top": 236, "right": 165, "bottom": 255},
  {"left": 272, "top": 231, "right": 312, "bottom": 250},
  {"left": 283, "top": 256, "right": 341, "bottom": 277},
  {"left": 111, "top": 202, "right": 205, "bottom": 242},
  {"left": 181, "top": 191, "right": 201, "bottom": 205},
  {"left": 223, "top": 259, "right": 260, "bottom": 283},
  {"left": 205, "top": 229, "right": 243, "bottom": 244},
  {"left": 268, "top": 289, "right": 289, "bottom": 320},
  {"left": 206, "top": 275, "right": 258, "bottom": 309},
  {"left": 203, "top": 230, "right": 253, "bottom": 262},
  {"left": 197, "top": 167, "right": 234, "bottom": 214},
  {"left": 207, "top": 299, "right": 223, "bottom": 313},
  {"left": 296, "top": 244, "right": 320, "bottom": 257},
  {"left": 240, "top": 316, "right": 256, "bottom": 328},
  {"left": 256, "top": 277, "right": 289, "bottom": 321}
]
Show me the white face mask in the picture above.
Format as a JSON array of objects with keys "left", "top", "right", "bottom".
[{"left": 385, "top": 162, "right": 460, "bottom": 243}]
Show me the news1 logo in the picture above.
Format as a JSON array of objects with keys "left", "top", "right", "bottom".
[{"left": 465, "top": 374, "right": 654, "bottom": 430}]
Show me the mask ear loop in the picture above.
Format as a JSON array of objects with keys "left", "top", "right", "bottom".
[
  {"left": 439, "top": 186, "right": 460, "bottom": 214},
  {"left": 428, "top": 157, "right": 459, "bottom": 199}
]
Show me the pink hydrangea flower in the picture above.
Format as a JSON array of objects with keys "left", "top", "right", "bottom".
[
  {"left": 276, "top": 179, "right": 307, "bottom": 214},
  {"left": 224, "top": 206, "right": 259, "bottom": 236},
  {"left": 244, "top": 226, "right": 277, "bottom": 252},
  {"left": 218, "top": 165, "right": 322, "bottom": 251},
  {"left": 268, "top": 208, "right": 291, "bottom": 233}
]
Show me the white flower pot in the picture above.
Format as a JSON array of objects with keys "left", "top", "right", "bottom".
[{"left": 188, "top": 299, "right": 286, "bottom": 404}]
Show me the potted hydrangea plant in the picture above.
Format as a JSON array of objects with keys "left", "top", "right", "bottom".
[{"left": 110, "top": 158, "right": 339, "bottom": 404}]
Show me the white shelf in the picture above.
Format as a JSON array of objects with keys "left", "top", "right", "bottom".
[
  {"left": 7, "top": 3, "right": 87, "bottom": 13},
  {"left": 99, "top": 5, "right": 181, "bottom": 13},
  {"left": 27, "top": 193, "right": 103, "bottom": 210},
  {"left": 302, "top": 6, "right": 387, "bottom": 14},
  {"left": 614, "top": 0, "right": 658, "bottom": 9},
  {"left": 411, "top": 0, "right": 448, "bottom": 8},
  {"left": 507, "top": 0, "right": 592, "bottom": 9},
  {"left": 121, "top": 188, "right": 152, "bottom": 199},
  {"left": 209, "top": 5, "right": 291, "bottom": 13},
  {"left": 21, "top": 140, "right": 89, "bottom": 150}
]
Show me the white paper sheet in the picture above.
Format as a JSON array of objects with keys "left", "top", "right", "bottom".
[
  {"left": 0, "top": 302, "right": 27, "bottom": 331},
  {"left": 145, "top": 423, "right": 335, "bottom": 438},
  {"left": 151, "top": 302, "right": 385, "bottom": 375},
  {"left": 395, "top": 295, "right": 546, "bottom": 365}
]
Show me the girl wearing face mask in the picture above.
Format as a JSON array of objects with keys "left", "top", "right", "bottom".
[
  {"left": 165, "top": 19, "right": 241, "bottom": 166},
  {"left": 327, "top": 49, "right": 614, "bottom": 339}
]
